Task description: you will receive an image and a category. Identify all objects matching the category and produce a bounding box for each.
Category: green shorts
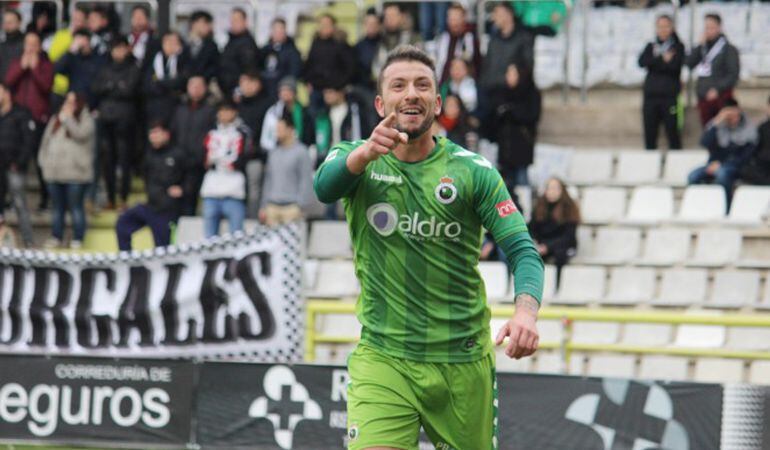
[346,344,498,450]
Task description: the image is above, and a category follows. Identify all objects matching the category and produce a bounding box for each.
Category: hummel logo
[370,171,403,184]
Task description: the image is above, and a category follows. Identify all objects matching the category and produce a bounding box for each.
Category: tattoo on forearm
[515,294,540,313]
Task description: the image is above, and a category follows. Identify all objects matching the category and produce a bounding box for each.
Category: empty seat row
[567,150,708,187]
[581,185,770,226]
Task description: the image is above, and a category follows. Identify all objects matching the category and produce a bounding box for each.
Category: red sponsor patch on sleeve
[496,199,518,218]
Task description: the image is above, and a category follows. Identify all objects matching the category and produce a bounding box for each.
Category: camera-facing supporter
[0,10,24,81]
[171,76,216,216]
[493,64,541,191]
[686,13,740,127]
[312,85,372,166]
[38,92,94,249]
[371,4,422,79]
[55,29,106,108]
[218,8,261,98]
[258,112,312,227]
[638,14,684,150]
[261,18,302,100]
[87,7,114,56]
[144,31,188,124]
[48,7,88,107]
[261,76,314,153]
[27,8,55,51]
[441,57,477,113]
[116,122,191,250]
[128,5,159,72]
[688,99,756,210]
[92,35,142,210]
[0,82,35,247]
[740,96,770,186]
[436,93,478,151]
[200,101,252,238]
[354,9,382,92]
[303,14,356,112]
[529,177,580,284]
[432,3,480,86]
[6,31,54,209]
[186,10,219,83]
[235,71,271,217]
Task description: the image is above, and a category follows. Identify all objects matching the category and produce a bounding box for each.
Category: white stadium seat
[675,312,726,348]
[613,151,661,185]
[693,358,744,384]
[534,352,565,374]
[308,221,352,259]
[307,260,359,298]
[662,150,709,186]
[637,228,691,266]
[749,361,770,385]
[585,354,637,379]
[725,186,770,226]
[580,187,627,225]
[479,262,510,303]
[520,264,559,302]
[651,269,707,307]
[580,227,641,265]
[726,327,770,351]
[552,266,606,305]
[572,226,595,262]
[673,185,727,224]
[600,267,655,306]
[688,229,742,267]
[622,186,674,225]
[621,324,673,347]
[318,313,361,338]
[572,322,620,345]
[567,151,613,185]
[706,270,761,309]
[639,356,689,382]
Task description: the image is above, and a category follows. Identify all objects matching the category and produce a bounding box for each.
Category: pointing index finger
[381,112,398,128]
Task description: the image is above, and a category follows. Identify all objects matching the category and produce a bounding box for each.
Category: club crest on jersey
[435,176,458,205]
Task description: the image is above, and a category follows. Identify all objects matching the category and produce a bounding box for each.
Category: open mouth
[399,106,424,116]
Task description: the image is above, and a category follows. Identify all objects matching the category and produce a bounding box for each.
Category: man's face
[191,18,212,37]
[239,76,261,97]
[187,77,206,101]
[704,17,721,41]
[111,43,129,62]
[271,21,287,43]
[364,15,380,38]
[230,11,247,35]
[162,34,182,56]
[24,33,41,54]
[131,9,149,32]
[218,108,237,124]
[317,16,334,39]
[149,128,170,148]
[383,6,402,32]
[71,10,86,30]
[74,35,91,53]
[323,88,344,107]
[449,58,468,81]
[88,12,107,32]
[492,6,513,30]
[278,86,295,104]
[276,120,291,142]
[724,107,741,127]
[376,60,441,140]
[447,8,466,36]
[3,13,20,34]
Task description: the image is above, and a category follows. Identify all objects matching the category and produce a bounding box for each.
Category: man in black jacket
[0,82,35,247]
[171,75,216,215]
[144,31,188,124]
[235,70,271,217]
[686,13,740,126]
[92,35,142,209]
[740,96,770,185]
[116,122,190,250]
[0,10,24,81]
[261,17,302,100]
[187,10,219,83]
[56,30,107,108]
[638,15,684,150]
[218,8,260,98]
[302,14,355,112]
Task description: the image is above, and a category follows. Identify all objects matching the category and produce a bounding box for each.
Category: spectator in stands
[144,31,188,124]
[418,2,448,42]
[235,70,270,217]
[92,36,141,210]
[303,14,356,112]
[87,7,113,56]
[258,111,312,226]
[638,14,684,150]
[494,64,541,191]
[479,2,534,125]
[187,10,219,83]
[38,92,94,249]
[261,18,302,100]
[686,13,740,127]
[200,101,251,237]
[48,7,88,110]
[0,82,34,247]
[688,99,757,210]
[372,4,422,79]
[740,95,770,185]
[116,122,189,250]
[437,94,477,150]
[0,10,24,81]
[5,31,54,210]
[27,9,55,51]
[354,9,381,92]
[128,5,159,72]
[218,8,260,98]
[529,177,579,284]
[433,4,480,87]
[441,58,478,113]
[313,84,371,166]
[172,76,216,216]
[261,76,313,153]
[56,29,105,107]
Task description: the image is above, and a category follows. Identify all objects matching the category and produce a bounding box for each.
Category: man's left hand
[495,294,539,359]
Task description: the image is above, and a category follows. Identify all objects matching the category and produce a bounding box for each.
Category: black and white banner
[0,224,304,361]
[0,355,194,446]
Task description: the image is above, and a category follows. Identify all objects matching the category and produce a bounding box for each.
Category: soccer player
[313,45,544,450]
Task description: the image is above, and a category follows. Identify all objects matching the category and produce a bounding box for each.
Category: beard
[391,109,435,140]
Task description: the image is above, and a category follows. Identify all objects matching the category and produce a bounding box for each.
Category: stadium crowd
[0,1,766,262]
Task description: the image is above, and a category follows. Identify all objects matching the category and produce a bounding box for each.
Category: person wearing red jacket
[5,30,54,210]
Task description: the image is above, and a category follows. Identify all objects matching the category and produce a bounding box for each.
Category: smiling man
[313,45,544,450]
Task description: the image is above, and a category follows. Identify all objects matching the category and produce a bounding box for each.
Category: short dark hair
[162,30,182,42]
[24,30,41,40]
[190,10,213,23]
[705,13,722,24]
[493,2,515,18]
[3,9,21,22]
[88,7,108,18]
[723,98,739,108]
[148,120,169,132]
[131,5,150,18]
[218,99,238,111]
[279,109,294,128]
[232,7,247,19]
[73,29,91,39]
[240,70,261,81]
[272,17,286,27]
[377,45,437,95]
[657,14,674,24]
[383,3,401,13]
[448,3,466,14]
[319,13,336,24]
[111,34,129,48]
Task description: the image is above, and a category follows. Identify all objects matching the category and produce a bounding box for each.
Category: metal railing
[304,300,770,369]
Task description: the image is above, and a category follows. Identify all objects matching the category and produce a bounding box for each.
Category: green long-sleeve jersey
[314,136,543,363]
